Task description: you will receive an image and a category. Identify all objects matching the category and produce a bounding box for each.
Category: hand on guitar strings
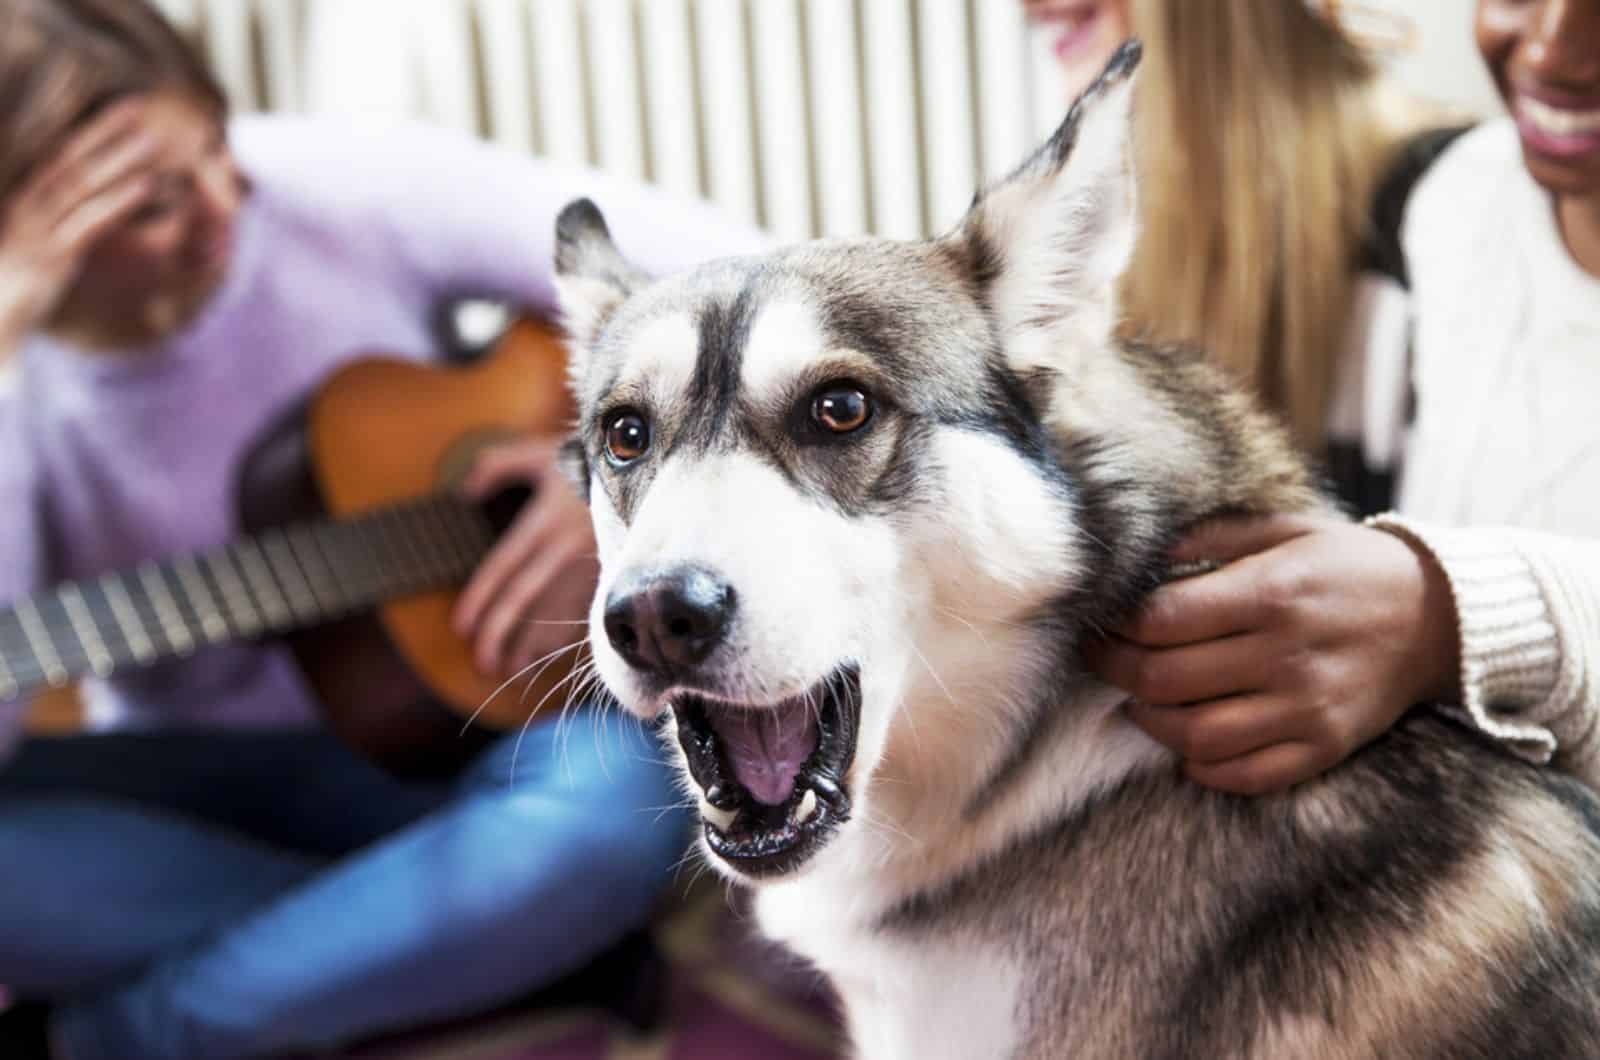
[452,438,600,683]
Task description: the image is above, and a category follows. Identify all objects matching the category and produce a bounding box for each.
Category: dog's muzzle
[672,666,861,879]
[604,566,861,877]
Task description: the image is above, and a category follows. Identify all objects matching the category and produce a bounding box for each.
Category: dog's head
[556,44,1144,882]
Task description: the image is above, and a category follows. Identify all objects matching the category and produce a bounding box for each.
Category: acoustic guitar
[0,318,580,777]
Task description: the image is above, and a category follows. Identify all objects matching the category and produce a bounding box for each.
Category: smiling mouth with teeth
[1517,94,1600,156]
[671,666,862,878]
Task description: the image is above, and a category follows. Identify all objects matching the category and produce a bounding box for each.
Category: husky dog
[552,43,1600,1059]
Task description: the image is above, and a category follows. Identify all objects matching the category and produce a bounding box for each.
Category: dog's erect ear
[553,198,647,370]
[957,40,1140,375]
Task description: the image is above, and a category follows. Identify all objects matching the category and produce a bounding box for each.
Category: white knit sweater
[1371,120,1600,788]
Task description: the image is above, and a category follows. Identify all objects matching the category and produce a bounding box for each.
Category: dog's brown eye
[604,411,650,464]
[811,386,871,434]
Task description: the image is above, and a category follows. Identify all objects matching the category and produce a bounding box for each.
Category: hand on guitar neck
[2,317,591,777]
[256,314,593,775]
[453,438,598,690]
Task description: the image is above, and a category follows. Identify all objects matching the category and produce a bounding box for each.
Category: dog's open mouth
[671,666,861,878]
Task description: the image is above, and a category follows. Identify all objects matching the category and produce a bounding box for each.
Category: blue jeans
[0,712,689,1060]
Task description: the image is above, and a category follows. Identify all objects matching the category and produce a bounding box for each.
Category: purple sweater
[0,115,768,748]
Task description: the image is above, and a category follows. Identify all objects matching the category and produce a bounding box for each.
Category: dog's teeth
[795,789,819,825]
[703,800,738,832]
[810,773,843,804]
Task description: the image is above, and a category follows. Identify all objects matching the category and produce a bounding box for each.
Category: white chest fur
[757,876,1023,1060]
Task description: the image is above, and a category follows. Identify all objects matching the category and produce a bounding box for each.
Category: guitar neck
[0,495,497,702]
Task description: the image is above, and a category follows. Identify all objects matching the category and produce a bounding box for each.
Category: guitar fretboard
[0,495,497,701]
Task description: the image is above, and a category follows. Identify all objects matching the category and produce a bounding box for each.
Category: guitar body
[236,319,578,776]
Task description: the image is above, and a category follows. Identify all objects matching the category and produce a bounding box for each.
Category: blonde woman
[1028,0,1445,464]
[1027,0,1600,798]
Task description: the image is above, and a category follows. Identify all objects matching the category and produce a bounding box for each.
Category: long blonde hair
[1121,0,1430,451]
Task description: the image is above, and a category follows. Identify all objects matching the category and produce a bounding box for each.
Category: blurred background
[149,0,1498,245]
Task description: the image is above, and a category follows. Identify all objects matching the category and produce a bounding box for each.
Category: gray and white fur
[553,42,1600,1060]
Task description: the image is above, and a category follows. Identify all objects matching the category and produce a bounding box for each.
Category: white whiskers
[459,635,589,736]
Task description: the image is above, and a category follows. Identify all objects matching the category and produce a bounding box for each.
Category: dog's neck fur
[551,45,1600,1059]
[758,335,1320,956]
[753,643,1151,1010]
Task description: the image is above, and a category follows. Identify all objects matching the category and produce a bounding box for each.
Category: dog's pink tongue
[715,702,818,807]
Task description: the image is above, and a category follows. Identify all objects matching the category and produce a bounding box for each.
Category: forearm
[1370,514,1600,790]
[0,269,42,364]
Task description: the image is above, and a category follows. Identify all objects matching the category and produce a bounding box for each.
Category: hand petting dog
[1087,513,1463,795]
[452,438,599,682]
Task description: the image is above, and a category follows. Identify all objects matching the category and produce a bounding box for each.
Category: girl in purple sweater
[0,2,768,1057]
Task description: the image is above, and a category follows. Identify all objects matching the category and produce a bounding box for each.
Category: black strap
[1331,124,1472,518]
[1326,441,1398,518]
[1358,124,1474,290]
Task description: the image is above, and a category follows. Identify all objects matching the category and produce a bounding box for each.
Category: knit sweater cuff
[1365,514,1560,763]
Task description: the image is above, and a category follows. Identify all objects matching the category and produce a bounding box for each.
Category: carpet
[346,887,846,1060]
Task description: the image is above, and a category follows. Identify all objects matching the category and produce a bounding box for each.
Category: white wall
[1369,0,1502,116]
[156,0,1506,241]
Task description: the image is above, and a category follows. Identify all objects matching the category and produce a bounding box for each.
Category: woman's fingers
[54,172,155,254]
[462,441,554,499]
[1124,694,1295,764]
[53,100,150,169]
[1125,693,1345,796]
[1117,565,1272,647]
[453,494,551,640]
[0,167,153,336]
[1183,740,1334,796]
[451,437,598,679]
[0,107,160,312]
[473,538,574,677]
[1104,518,1435,798]
[34,101,149,183]
[24,103,152,215]
[504,568,596,692]
[1169,512,1323,567]
[59,130,161,209]
[1090,631,1273,705]
[29,137,160,256]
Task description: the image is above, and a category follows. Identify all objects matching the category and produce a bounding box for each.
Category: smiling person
[0,1,769,1058]
[1020,0,1131,103]
[1077,0,1600,796]
[1026,0,1449,460]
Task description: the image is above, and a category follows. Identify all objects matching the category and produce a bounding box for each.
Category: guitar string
[204,548,266,638]
[0,495,497,697]
[2,495,487,662]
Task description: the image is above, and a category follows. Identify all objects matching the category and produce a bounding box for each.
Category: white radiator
[149,0,1068,242]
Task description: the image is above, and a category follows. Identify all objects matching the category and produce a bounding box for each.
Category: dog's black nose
[604,567,736,676]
